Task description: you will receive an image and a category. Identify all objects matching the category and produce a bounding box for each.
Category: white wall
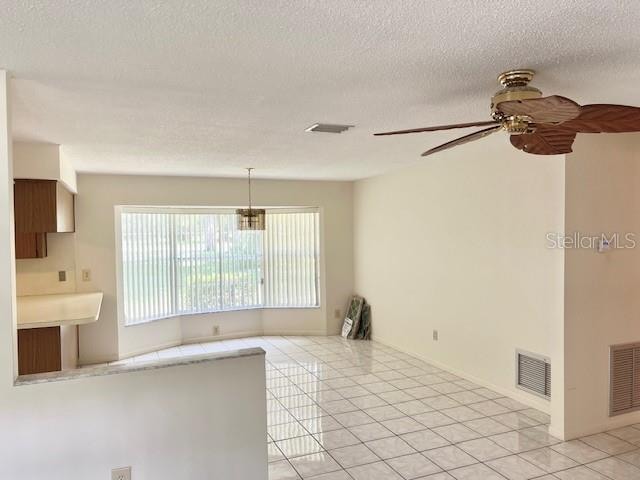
[1,357,268,480]
[74,174,353,363]
[2,71,268,480]
[563,133,640,438]
[13,142,77,192]
[353,136,566,416]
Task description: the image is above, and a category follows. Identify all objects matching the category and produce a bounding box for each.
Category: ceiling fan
[374,69,640,157]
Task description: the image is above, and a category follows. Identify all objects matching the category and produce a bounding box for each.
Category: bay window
[116,207,320,326]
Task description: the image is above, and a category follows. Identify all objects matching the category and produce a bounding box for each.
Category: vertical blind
[120,208,319,325]
[265,211,320,308]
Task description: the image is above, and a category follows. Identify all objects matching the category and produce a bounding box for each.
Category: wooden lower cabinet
[17,325,78,375]
[18,327,60,375]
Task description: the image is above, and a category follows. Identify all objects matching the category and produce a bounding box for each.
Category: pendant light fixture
[236,168,265,231]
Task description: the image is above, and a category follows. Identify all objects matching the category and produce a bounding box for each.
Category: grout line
[150,335,640,480]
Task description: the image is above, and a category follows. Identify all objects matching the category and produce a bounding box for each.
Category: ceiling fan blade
[559,104,640,133]
[497,95,581,124]
[510,127,576,155]
[421,125,503,157]
[374,120,499,136]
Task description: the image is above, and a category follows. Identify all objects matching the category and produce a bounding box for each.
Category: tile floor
[111,335,640,479]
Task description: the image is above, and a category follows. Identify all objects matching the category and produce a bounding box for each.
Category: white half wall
[74,174,353,363]
[1,70,268,480]
[353,136,566,416]
[1,357,268,480]
[563,133,640,438]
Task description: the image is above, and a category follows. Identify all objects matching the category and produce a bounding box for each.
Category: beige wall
[74,174,353,363]
[353,136,566,416]
[16,234,77,296]
[563,133,640,438]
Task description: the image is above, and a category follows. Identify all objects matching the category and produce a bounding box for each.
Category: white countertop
[15,347,265,385]
[17,292,104,329]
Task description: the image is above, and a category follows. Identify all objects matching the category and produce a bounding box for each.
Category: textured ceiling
[2,1,640,180]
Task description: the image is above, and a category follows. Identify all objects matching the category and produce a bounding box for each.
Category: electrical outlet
[58,270,66,282]
[213,325,220,336]
[82,269,91,282]
[334,309,342,319]
[111,467,131,480]
[433,330,439,341]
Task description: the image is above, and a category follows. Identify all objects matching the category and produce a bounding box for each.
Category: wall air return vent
[305,123,353,134]
[610,342,640,416]
[516,349,551,399]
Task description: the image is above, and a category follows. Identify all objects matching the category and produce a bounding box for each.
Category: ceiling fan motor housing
[491,69,542,118]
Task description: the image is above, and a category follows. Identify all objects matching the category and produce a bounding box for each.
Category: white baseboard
[548,424,564,440]
[558,410,640,440]
[183,329,327,344]
[372,335,551,415]
[182,330,264,344]
[262,329,327,337]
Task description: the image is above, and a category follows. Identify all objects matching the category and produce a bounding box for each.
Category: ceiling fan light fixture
[503,115,534,135]
[236,168,265,231]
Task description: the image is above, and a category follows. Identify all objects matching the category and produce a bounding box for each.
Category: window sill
[124,305,321,328]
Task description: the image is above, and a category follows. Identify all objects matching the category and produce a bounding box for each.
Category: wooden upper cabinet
[14,179,75,233]
[15,232,47,259]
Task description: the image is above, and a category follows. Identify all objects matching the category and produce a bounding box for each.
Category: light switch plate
[58,271,66,282]
[82,269,91,282]
[112,467,131,480]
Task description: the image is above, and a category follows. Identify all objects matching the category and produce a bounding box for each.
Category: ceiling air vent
[516,349,551,400]
[610,342,640,416]
[305,123,353,134]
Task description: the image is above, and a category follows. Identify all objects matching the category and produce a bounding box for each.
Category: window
[117,207,320,326]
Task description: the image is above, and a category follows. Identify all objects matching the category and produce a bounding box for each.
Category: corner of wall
[0,70,19,381]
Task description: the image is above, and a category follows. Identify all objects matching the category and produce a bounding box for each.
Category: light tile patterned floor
[115,335,640,479]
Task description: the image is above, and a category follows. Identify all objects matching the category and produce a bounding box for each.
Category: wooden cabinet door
[15,232,47,259]
[13,179,75,235]
[14,179,57,232]
[17,327,62,375]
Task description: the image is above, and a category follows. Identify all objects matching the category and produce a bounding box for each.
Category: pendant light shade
[236,168,265,231]
[236,207,265,230]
